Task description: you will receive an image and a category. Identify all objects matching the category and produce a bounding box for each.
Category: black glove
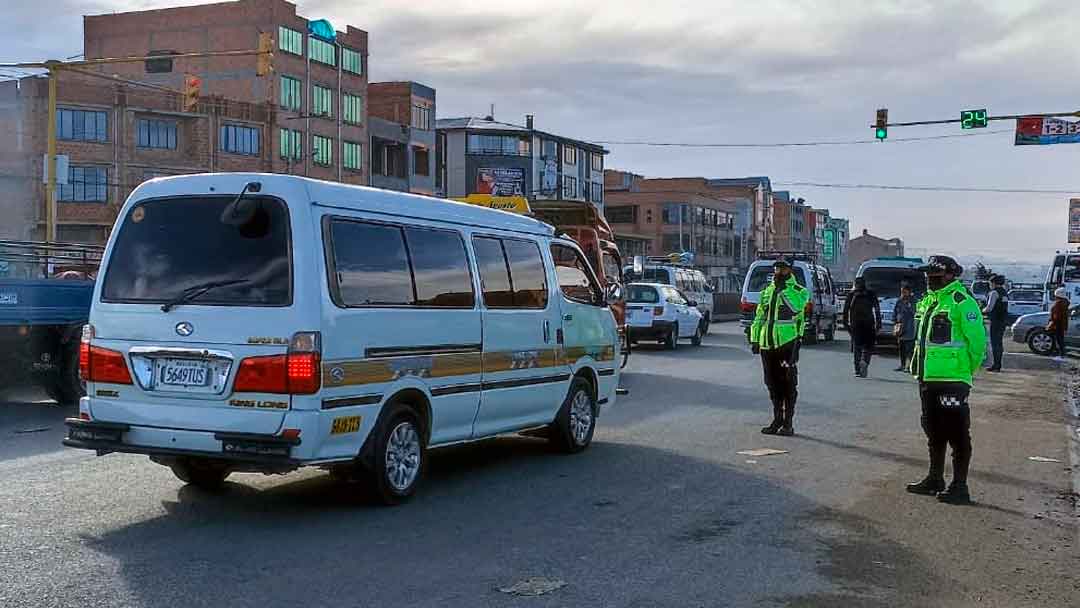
[752,343,760,355]
[789,340,801,365]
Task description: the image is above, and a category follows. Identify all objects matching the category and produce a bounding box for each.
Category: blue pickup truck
[0,240,103,404]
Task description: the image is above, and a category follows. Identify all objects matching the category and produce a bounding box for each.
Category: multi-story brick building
[847,228,905,279]
[705,176,775,262]
[83,0,369,184]
[368,81,435,195]
[603,171,742,292]
[0,71,274,242]
[770,192,812,252]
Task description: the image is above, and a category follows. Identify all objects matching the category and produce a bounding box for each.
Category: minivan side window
[503,238,548,309]
[551,243,602,305]
[328,219,475,308]
[471,237,514,308]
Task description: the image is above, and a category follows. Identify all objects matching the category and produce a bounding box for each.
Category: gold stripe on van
[324,347,567,388]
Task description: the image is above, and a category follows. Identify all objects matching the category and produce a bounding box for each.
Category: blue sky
[6,0,1080,262]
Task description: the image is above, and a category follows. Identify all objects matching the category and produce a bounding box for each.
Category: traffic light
[182,74,201,112]
[256,32,274,77]
[875,108,888,140]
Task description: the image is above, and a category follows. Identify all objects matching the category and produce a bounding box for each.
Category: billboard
[475,167,525,197]
[1015,116,1080,146]
[823,229,836,262]
[1070,199,1080,244]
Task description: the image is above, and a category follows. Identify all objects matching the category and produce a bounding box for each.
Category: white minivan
[65,174,620,504]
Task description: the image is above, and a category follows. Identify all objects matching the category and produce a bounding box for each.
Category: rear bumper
[627,320,675,340]
[64,418,303,470]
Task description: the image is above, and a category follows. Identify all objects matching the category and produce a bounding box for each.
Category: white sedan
[624,282,705,350]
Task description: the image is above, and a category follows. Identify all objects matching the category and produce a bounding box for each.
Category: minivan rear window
[746,265,807,292]
[101,196,291,306]
[623,267,671,284]
[626,284,659,303]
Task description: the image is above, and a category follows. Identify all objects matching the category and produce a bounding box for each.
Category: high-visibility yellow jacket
[911,280,986,385]
[751,280,809,350]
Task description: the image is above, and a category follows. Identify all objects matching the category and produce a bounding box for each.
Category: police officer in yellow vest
[751,258,810,436]
[906,255,987,504]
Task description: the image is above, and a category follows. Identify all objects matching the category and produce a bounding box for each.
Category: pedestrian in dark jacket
[1047,287,1070,358]
[845,277,881,377]
[982,274,1008,371]
[893,283,916,371]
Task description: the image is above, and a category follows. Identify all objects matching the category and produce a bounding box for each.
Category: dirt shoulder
[793,363,1080,607]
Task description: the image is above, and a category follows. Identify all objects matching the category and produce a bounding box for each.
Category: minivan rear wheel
[170,458,231,490]
[550,377,597,453]
[365,402,425,505]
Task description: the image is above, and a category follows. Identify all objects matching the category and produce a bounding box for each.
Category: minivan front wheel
[367,402,425,505]
[170,458,231,490]
[551,377,597,453]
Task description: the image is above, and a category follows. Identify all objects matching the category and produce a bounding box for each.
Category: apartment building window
[58,166,107,203]
[591,152,603,172]
[661,233,683,253]
[312,135,333,166]
[562,175,578,199]
[342,47,363,75]
[220,123,260,155]
[344,141,362,171]
[309,37,336,66]
[343,93,363,124]
[563,146,578,165]
[413,146,430,176]
[591,182,603,204]
[312,84,333,117]
[467,134,530,156]
[280,75,302,111]
[605,205,637,224]
[279,128,302,160]
[57,108,107,142]
[278,26,303,55]
[411,104,432,130]
[542,139,556,158]
[662,203,689,224]
[137,119,177,149]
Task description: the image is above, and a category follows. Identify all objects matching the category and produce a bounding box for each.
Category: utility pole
[44,61,60,242]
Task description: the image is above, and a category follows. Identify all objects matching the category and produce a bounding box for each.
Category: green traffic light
[875,127,887,140]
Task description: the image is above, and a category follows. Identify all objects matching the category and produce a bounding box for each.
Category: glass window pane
[405,227,474,308]
[551,243,599,304]
[96,112,107,141]
[331,221,413,306]
[472,237,514,308]
[504,239,547,309]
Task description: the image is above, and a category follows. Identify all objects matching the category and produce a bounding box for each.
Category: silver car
[1010,305,1080,355]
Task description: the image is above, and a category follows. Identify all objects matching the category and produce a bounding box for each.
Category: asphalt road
[1,324,1076,607]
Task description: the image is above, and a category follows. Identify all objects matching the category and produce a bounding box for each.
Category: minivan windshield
[747,265,807,292]
[101,196,291,306]
[624,267,672,285]
[861,268,927,299]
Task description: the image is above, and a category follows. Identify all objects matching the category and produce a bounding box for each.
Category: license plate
[331,415,362,435]
[0,292,17,305]
[159,359,209,387]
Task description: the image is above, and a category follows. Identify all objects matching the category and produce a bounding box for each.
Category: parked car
[1006,287,1044,321]
[740,252,839,344]
[64,173,621,504]
[1011,305,1080,355]
[623,261,713,332]
[854,257,928,342]
[624,282,704,349]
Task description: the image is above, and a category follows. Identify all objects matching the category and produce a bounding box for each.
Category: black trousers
[851,324,876,371]
[919,382,972,484]
[1051,328,1067,356]
[989,322,1006,369]
[761,341,799,424]
[898,339,915,369]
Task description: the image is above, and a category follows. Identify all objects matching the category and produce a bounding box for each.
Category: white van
[623,262,713,332]
[64,174,620,504]
[854,257,928,340]
[739,254,839,343]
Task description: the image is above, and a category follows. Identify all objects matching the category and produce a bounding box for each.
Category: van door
[550,242,618,399]
[472,236,566,436]
[321,218,482,450]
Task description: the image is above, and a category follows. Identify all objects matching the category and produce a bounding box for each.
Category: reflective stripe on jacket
[751,281,810,350]
[911,280,987,385]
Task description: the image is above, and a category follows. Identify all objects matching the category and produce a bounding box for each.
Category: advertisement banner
[452,194,531,214]
[475,167,525,197]
[1015,116,1080,146]
[1070,199,1080,244]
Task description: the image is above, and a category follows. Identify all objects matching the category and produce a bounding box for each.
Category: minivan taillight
[79,324,133,385]
[741,299,757,313]
[234,332,322,395]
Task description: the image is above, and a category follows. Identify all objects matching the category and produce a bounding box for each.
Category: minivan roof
[127,173,556,237]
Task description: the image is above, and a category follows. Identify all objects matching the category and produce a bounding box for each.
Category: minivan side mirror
[605,283,623,304]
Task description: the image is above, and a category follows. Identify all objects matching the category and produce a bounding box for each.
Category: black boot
[937,481,971,504]
[777,394,796,436]
[906,444,946,495]
[761,398,783,434]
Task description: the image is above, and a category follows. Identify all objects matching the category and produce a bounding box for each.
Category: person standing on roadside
[893,283,916,371]
[845,277,881,377]
[751,259,810,436]
[1047,287,1070,360]
[982,274,1008,372]
[907,256,986,504]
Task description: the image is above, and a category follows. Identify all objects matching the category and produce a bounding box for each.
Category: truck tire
[48,339,85,406]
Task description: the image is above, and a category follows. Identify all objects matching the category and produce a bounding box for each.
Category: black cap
[990,274,1005,285]
[772,258,792,269]
[918,255,962,276]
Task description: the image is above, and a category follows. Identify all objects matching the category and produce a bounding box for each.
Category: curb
[1064,360,1080,521]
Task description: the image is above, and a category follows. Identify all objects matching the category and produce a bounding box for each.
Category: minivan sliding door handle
[543,320,551,343]
[563,314,573,322]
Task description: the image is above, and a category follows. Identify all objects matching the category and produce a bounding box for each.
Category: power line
[592,129,1013,148]
[775,181,1078,195]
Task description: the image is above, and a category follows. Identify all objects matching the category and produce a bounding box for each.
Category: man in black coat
[844,277,881,377]
[982,274,1009,372]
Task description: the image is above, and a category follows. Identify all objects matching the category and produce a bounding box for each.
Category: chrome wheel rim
[1032,332,1052,354]
[569,390,593,446]
[385,421,421,491]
